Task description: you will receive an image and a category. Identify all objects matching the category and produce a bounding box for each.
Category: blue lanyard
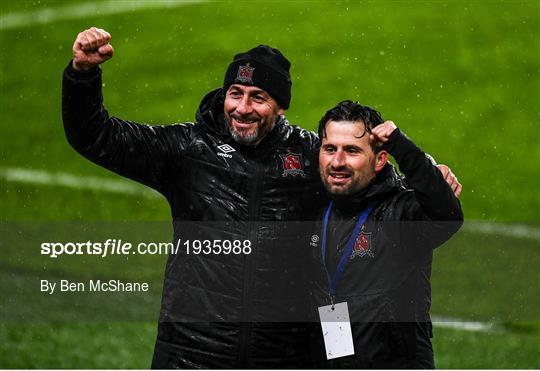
[320,200,376,304]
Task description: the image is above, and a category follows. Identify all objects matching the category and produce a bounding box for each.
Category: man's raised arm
[62,27,190,194]
[371,121,463,222]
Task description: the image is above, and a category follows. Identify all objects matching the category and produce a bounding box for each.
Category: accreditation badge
[318,302,355,360]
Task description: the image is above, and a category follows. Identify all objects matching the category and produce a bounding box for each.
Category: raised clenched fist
[72,27,114,71]
[369,120,398,145]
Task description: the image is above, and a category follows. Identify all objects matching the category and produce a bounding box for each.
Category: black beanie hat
[223,45,292,109]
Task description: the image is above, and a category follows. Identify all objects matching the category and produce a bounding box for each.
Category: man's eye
[229,91,241,98]
[344,147,361,154]
[253,95,264,102]
[324,147,336,153]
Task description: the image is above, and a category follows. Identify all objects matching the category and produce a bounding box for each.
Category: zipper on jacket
[238,158,264,366]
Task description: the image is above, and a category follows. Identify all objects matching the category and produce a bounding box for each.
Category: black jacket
[308,129,463,369]
[62,62,326,368]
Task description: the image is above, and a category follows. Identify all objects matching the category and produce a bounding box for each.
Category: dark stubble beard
[321,161,376,196]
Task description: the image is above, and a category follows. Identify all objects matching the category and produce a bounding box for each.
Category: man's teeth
[331,174,349,178]
[235,118,256,124]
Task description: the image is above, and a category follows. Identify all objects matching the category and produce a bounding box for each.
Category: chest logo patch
[217,144,235,158]
[279,152,305,177]
[351,232,375,259]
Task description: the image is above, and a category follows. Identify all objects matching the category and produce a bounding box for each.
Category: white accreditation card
[318,302,355,360]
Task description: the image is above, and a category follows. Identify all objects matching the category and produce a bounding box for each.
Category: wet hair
[318,100,385,152]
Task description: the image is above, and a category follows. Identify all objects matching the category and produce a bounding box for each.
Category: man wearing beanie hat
[224,45,292,109]
[62,27,461,368]
[222,45,292,146]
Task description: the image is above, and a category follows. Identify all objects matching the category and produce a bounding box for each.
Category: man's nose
[331,150,346,168]
[235,96,253,115]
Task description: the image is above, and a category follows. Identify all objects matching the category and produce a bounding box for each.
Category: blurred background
[1,0,538,368]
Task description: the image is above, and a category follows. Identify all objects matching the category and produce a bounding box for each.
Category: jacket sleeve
[62,61,192,194]
[383,129,464,252]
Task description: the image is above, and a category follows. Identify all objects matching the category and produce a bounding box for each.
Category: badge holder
[317,200,377,360]
[318,301,354,360]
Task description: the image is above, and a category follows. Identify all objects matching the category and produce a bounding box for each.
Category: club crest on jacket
[351,232,374,259]
[279,152,305,177]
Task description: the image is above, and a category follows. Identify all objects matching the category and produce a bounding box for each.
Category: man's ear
[277,107,285,115]
[374,150,388,172]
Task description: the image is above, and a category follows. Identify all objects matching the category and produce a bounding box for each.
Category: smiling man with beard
[63,27,324,368]
[309,101,463,368]
[224,84,284,145]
